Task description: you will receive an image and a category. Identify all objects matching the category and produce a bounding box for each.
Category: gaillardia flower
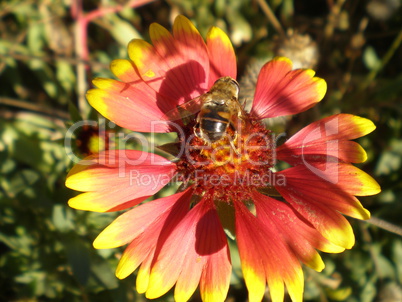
[66,16,380,302]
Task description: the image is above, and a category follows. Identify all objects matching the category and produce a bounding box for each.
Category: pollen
[143,69,155,78]
[176,114,276,203]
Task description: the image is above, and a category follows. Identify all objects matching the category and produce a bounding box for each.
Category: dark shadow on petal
[157,60,207,112]
[195,208,226,255]
[151,189,193,261]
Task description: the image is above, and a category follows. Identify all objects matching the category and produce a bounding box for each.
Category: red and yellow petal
[174,255,204,302]
[86,80,171,133]
[136,249,154,293]
[198,208,232,302]
[145,214,199,299]
[66,150,176,212]
[274,164,379,248]
[281,190,355,249]
[173,16,210,87]
[277,114,376,164]
[275,164,372,220]
[110,58,138,82]
[128,16,209,106]
[233,205,267,302]
[146,199,231,302]
[206,26,237,86]
[93,190,191,249]
[252,192,344,272]
[115,240,153,281]
[108,58,178,113]
[234,201,304,302]
[251,57,326,119]
[109,189,192,281]
[67,191,149,213]
[294,162,380,196]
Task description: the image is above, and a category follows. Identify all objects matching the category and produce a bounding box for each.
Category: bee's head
[212,76,239,98]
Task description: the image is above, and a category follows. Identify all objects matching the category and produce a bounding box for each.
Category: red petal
[198,207,231,302]
[173,15,210,93]
[87,77,173,133]
[128,16,209,107]
[251,57,326,119]
[66,150,176,212]
[234,201,304,302]
[284,162,380,196]
[206,26,237,86]
[275,165,372,219]
[146,199,231,302]
[109,189,193,280]
[252,192,344,271]
[277,114,376,164]
[275,165,367,248]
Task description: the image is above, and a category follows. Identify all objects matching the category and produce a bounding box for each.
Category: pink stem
[70,0,156,116]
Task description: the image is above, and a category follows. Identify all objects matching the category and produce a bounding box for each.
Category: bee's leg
[229,134,241,156]
[193,123,201,138]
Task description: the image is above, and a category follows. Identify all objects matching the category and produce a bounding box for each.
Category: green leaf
[27,22,45,53]
[107,14,142,46]
[65,237,91,286]
[52,205,75,233]
[392,240,402,283]
[68,99,83,124]
[56,60,76,93]
[376,253,396,279]
[326,286,352,301]
[1,169,40,198]
[363,46,381,70]
[91,259,119,290]
[0,157,16,174]
[227,11,252,45]
[375,139,402,176]
[361,280,377,302]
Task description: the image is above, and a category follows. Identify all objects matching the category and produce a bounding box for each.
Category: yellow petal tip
[207,26,233,49]
[352,115,376,135]
[313,77,327,101]
[273,56,293,66]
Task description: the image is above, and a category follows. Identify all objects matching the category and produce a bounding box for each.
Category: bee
[166,77,245,145]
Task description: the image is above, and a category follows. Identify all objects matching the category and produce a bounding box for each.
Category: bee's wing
[162,95,203,123]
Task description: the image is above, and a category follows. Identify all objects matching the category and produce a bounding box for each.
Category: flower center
[176,114,277,203]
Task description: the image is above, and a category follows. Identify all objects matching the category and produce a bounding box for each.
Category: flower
[74,124,110,156]
[66,15,381,302]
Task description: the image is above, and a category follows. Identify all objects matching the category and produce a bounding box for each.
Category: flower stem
[365,216,402,236]
[70,0,156,118]
[256,0,285,38]
[360,28,402,91]
[0,97,69,120]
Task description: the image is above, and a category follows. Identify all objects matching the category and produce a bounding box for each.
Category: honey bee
[166,77,245,145]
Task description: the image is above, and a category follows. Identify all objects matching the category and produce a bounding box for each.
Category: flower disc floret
[176,114,276,203]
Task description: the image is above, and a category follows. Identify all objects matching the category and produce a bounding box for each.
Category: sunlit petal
[277,114,376,164]
[206,26,237,86]
[275,165,372,220]
[146,199,230,302]
[66,150,176,212]
[235,201,304,302]
[252,192,344,272]
[251,57,326,119]
[128,16,209,106]
[86,81,171,133]
[275,167,363,248]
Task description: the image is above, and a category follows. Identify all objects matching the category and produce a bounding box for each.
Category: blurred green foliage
[1,0,401,301]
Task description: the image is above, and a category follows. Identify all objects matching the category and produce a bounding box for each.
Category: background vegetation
[1,0,401,301]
